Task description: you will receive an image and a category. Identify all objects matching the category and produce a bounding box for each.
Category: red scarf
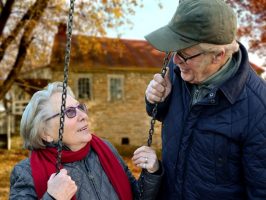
[31,134,132,200]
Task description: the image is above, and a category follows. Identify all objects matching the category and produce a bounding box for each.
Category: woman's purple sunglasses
[45,103,87,122]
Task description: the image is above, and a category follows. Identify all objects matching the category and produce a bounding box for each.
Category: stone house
[1,25,168,154]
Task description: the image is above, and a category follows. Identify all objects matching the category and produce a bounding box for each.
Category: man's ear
[213,49,225,64]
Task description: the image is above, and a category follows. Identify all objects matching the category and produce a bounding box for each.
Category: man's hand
[145,67,172,104]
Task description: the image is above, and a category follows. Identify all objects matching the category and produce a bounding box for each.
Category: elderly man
[145,0,266,199]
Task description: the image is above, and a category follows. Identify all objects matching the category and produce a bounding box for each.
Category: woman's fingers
[47,169,77,200]
[132,146,159,173]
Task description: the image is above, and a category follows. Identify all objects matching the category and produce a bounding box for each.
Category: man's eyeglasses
[45,103,87,122]
[176,51,204,64]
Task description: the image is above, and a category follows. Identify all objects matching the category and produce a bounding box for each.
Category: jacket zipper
[195,89,199,99]
[87,171,102,199]
[185,82,193,112]
[82,160,102,200]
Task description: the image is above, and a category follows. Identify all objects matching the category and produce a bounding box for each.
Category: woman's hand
[132,146,159,173]
[47,169,77,200]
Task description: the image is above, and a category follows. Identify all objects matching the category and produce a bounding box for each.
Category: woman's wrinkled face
[47,92,91,151]
[173,46,218,84]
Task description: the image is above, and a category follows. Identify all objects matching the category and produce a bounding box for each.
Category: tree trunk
[0,0,49,100]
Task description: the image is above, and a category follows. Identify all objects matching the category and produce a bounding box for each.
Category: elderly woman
[9,82,164,200]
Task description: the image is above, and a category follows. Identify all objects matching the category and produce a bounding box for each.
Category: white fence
[0,111,7,135]
[0,100,28,149]
[0,111,14,149]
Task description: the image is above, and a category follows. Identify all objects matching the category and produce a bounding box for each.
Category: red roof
[50,33,171,71]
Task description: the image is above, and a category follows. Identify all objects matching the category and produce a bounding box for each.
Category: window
[107,75,124,101]
[78,78,90,99]
[110,78,122,99]
[75,74,93,100]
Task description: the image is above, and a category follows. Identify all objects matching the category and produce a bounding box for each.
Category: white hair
[197,40,239,58]
[20,82,75,150]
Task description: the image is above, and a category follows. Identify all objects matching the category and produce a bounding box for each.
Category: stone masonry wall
[52,70,163,156]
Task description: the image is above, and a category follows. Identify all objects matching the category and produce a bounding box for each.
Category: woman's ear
[213,49,225,64]
[41,133,54,142]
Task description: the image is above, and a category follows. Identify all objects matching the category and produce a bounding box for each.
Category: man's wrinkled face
[173,46,216,84]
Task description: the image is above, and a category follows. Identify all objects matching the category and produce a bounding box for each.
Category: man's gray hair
[198,40,239,58]
[20,82,75,150]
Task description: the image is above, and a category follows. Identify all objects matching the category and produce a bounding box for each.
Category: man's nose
[173,53,184,65]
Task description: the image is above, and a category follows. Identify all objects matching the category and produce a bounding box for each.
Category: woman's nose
[77,109,88,121]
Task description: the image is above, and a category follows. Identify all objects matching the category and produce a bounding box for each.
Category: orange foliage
[0,0,149,100]
[226,0,266,65]
[0,149,30,199]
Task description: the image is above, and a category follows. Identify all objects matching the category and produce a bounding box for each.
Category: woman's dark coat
[9,139,164,200]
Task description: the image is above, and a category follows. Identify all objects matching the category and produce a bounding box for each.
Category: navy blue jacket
[146,43,266,200]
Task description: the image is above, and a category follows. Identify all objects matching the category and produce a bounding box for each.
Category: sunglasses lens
[78,103,87,113]
[65,108,76,118]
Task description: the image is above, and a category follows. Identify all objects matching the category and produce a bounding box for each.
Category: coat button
[210,93,214,97]
[218,158,223,164]
[210,99,215,103]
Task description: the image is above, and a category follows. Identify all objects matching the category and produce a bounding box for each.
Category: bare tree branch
[0,0,49,100]
[0,0,16,36]
[0,0,49,62]
[0,0,4,13]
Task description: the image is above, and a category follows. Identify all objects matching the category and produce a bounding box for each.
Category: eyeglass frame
[175,51,204,64]
[45,103,87,122]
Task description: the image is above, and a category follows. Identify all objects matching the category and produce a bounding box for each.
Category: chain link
[138,52,171,200]
[56,0,75,174]
[147,52,171,147]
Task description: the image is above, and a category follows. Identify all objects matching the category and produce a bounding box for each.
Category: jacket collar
[219,42,249,104]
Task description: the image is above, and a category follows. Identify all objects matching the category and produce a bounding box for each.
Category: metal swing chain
[138,52,171,200]
[56,0,75,174]
[147,52,171,147]
[138,52,171,199]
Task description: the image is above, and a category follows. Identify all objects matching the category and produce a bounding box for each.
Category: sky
[106,0,265,67]
[107,0,177,40]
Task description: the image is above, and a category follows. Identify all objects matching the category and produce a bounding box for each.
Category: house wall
[21,68,52,79]
[51,69,163,156]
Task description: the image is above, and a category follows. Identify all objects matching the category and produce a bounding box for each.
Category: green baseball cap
[144,0,237,52]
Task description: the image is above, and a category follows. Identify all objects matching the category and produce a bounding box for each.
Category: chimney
[57,23,67,36]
